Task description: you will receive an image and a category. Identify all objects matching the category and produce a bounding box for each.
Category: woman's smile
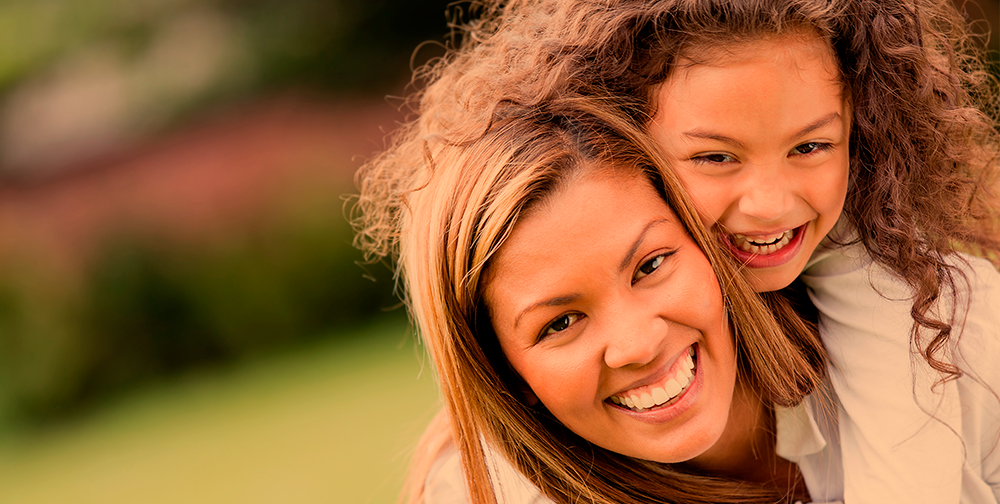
[609,344,695,412]
[484,166,739,464]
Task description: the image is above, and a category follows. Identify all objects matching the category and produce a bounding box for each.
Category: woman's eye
[791,142,830,155]
[633,253,667,281]
[691,153,736,164]
[543,313,580,336]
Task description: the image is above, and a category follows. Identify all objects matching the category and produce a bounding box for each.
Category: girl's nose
[737,165,796,222]
[602,311,666,369]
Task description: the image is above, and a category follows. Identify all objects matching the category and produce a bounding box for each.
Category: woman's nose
[737,164,796,222]
[602,309,666,369]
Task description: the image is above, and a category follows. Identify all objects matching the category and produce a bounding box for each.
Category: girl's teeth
[614,347,697,412]
[732,229,793,255]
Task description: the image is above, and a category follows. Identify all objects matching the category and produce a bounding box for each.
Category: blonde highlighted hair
[354,95,826,503]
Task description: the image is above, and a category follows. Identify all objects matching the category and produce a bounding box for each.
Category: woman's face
[484,167,738,464]
[648,33,850,292]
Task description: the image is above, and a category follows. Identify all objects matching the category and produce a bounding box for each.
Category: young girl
[354,95,832,503]
[387,0,1000,501]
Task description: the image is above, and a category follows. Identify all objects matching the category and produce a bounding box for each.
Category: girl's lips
[720,224,807,268]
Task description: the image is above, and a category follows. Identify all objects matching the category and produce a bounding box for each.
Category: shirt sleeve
[424,441,553,504]
[424,443,473,504]
[801,242,963,504]
[950,256,1000,503]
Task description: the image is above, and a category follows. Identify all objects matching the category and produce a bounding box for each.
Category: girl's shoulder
[949,253,1000,289]
[948,253,1000,363]
[802,226,1000,309]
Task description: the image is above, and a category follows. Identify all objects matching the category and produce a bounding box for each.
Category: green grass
[0,317,440,504]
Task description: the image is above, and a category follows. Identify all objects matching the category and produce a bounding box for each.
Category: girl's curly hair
[357,0,1000,384]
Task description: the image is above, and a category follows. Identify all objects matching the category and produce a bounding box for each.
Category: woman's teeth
[731,229,794,255]
[611,347,696,412]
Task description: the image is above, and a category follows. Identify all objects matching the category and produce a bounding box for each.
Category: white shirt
[795,237,1000,503]
[426,240,1000,504]
[426,436,843,504]
[425,442,550,504]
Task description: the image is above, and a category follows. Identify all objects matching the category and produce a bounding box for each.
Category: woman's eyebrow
[511,218,672,330]
[618,219,671,273]
[514,295,580,330]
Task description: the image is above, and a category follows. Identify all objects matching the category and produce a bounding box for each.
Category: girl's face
[485,168,739,464]
[648,33,850,292]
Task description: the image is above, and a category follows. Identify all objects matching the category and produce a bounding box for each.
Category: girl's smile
[648,32,851,292]
[722,223,807,269]
[484,167,739,464]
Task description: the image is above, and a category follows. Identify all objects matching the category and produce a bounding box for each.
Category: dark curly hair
[373,0,1000,383]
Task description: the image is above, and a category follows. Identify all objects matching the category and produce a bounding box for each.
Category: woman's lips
[608,346,696,412]
[720,224,807,268]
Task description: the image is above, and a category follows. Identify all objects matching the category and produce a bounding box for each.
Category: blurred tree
[0,206,399,422]
[233,0,456,92]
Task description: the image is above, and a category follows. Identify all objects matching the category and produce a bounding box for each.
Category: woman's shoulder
[424,442,472,504]
[423,440,553,504]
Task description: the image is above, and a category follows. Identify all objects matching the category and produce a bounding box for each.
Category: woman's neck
[683,380,809,501]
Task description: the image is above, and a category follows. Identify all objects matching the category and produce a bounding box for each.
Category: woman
[353,95,829,503]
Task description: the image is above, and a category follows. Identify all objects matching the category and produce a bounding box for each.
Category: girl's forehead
[664,29,845,102]
[677,28,837,70]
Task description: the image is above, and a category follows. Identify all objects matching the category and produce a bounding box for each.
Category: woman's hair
[405,0,1000,383]
[353,95,826,503]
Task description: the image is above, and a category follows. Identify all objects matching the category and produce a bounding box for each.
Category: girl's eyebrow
[681,130,747,150]
[681,112,842,147]
[786,111,842,142]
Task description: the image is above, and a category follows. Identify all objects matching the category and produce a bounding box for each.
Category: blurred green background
[0,0,995,503]
[0,0,455,502]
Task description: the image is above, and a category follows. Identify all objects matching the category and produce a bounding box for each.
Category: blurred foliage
[0,0,455,95]
[0,207,399,424]
[234,0,458,92]
[0,0,459,173]
[0,0,459,426]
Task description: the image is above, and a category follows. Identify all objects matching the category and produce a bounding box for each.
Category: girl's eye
[691,152,737,164]
[791,142,830,155]
[543,313,580,336]
[633,253,669,282]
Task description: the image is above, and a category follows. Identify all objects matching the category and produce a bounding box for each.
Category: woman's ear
[522,386,540,407]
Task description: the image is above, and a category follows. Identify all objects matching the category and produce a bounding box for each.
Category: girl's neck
[683,380,809,501]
